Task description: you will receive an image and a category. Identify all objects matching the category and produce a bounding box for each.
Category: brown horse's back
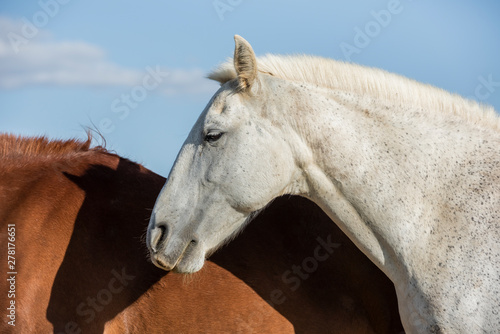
[0,134,402,333]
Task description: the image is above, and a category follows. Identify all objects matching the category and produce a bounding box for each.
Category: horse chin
[148,227,209,272]
[150,253,204,273]
[150,244,206,273]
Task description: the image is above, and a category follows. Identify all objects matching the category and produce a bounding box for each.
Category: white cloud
[0,16,218,95]
[0,39,142,88]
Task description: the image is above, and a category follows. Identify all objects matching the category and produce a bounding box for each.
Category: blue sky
[1,0,499,176]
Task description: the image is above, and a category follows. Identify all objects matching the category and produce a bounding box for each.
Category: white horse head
[148,35,500,333]
[147,36,304,273]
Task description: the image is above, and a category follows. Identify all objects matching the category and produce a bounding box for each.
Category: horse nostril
[190,239,197,246]
[158,224,168,241]
[151,223,168,253]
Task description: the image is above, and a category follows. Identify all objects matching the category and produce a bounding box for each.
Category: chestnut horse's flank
[0,134,402,333]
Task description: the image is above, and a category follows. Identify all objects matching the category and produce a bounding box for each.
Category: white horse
[147,36,500,333]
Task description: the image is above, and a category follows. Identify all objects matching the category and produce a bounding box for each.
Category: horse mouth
[151,240,195,272]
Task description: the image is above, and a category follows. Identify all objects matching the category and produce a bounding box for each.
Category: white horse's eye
[204,132,223,143]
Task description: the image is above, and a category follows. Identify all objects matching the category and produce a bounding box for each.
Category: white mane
[209,54,500,132]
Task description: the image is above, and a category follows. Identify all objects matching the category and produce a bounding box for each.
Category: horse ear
[233,35,257,91]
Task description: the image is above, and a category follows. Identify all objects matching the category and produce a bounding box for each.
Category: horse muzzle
[147,222,201,272]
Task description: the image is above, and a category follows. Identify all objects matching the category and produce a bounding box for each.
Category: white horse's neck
[275,81,407,277]
[269,76,498,283]
[267,73,500,330]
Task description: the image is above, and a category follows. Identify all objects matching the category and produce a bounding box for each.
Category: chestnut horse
[0,134,402,333]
